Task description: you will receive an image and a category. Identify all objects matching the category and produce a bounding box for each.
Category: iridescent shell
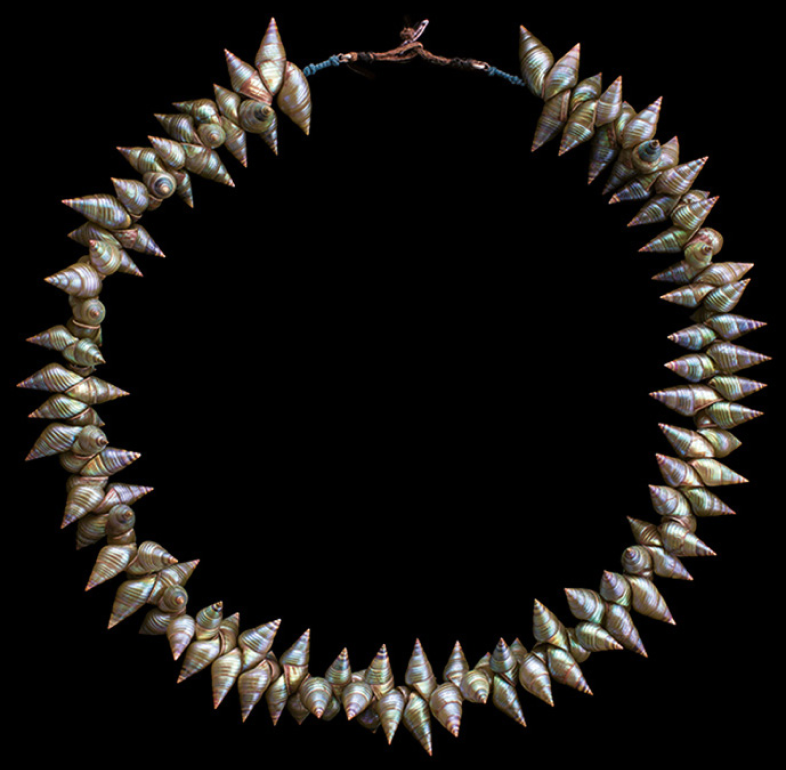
[280,629,310,693]
[532,90,571,152]
[649,385,723,416]
[405,639,437,701]
[706,341,771,374]
[212,647,243,708]
[644,228,704,255]
[375,688,406,744]
[429,682,463,737]
[532,599,568,650]
[355,699,381,732]
[559,97,599,156]
[490,638,518,685]
[697,427,742,457]
[256,18,287,96]
[45,263,103,298]
[225,49,272,104]
[649,484,691,519]
[566,629,590,663]
[181,143,234,187]
[602,602,647,657]
[671,195,718,232]
[492,674,526,726]
[365,644,395,698]
[683,487,735,517]
[238,100,279,155]
[596,76,623,126]
[443,641,469,687]
[111,178,150,216]
[238,658,275,721]
[277,62,311,136]
[659,521,715,557]
[707,375,766,402]
[325,648,352,697]
[238,618,281,670]
[627,576,675,624]
[564,587,605,624]
[155,113,199,144]
[459,668,491,704]
[63,194,132,231]
[664,353,717,382]
[574,621,622,652]
[667,323,718,351]
[87,543,137,589]
[621,546,654,579]
[629,193,679,227]
[342,679,373,720]
[214,84,241,123]
[300,676,333,718]
[403,691,433,755]
[26,422,83,460]
[543,43,581,101]
[705,314,766,341]
[588,122,618,185]
[544,644,592,694]
[621,97,662,148]
[518,26,553,98]
[651,259,703,285]
[703,280,751,314]
[219,116,248,166]
[654,157,708,196]
[108,574,156,628]
[265,673,289,725]
[517,651,553,706]
[167,613,196,660]
[627,517,662,547]
[658,424,715,458]
[688,458,748,486]
[699,401,763,429]
[655,454,704,488]
[174,98,220,126]
[645,547,692,581]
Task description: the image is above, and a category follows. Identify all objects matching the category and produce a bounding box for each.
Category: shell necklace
[21,17,769,755]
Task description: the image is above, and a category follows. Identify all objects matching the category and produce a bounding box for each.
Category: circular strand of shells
[21,17,769,755]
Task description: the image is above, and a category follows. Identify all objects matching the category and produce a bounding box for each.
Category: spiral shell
[706,341,771,374]
[565,587,606,624]
[45,262,103,298]
[342,679,373,720]
[277,61,311,136]
[689,458,748,486]
[238,657,275,721]
[532,89,571,152]
[214,83,241,123]
[256,17,287,96]
[627,576,675,624]
[574,621,623,652]
[659,423,716,458]
[365,644,395,698]
[544,644,592,694]
[621,96,662,148]
[428,682,463,737]
[517,651,553,706]
[281,629,310,693]
[602,602,647,657]
[559,73,602,155]
[699,401,763,429]
[443,640,469,688]
[405,639,437,701]
[167,613,196,660]
[518,25,553,98]
[705,314,766,341]
[226,48,272,104]
[664,353,717,382]
[490,637,518,685]
[300,676,333,718]
[660,521,715,557]
[492,674,526,726]
[376,687,406,744]
[182,143,234,187]
[402,690,433,755]
[325,648,351,697]
[649,385,723,416]
[532,599,568,650]
[238,618,281,670]
[654,157,708,196]
[238,99,279,155]
[219,115,248,166]
[63,194,132,231]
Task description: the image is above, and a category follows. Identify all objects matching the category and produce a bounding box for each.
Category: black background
[9,3,779,767]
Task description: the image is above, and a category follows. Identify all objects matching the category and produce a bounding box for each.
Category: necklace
[16,9,764,760]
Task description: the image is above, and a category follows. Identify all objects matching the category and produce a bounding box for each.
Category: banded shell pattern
[20,18,767,756]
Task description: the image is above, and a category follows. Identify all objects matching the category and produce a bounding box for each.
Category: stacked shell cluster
[19,20,768,755]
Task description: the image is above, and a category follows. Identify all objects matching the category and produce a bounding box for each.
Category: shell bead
[22,17,769,756]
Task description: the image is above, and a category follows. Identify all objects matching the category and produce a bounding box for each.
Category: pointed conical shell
[510,639,527,663]
[560,98,598,155]
[660,521,715,557]
[656,454,704,488]
[86,543,137,589]
[126,540,177,575]
[219,115,248,166]
[492,674,526,725]
[178,636,222,683]
[26,423,83,460]
[256,18,286,96]
[148,136,186,169]
[650,385,723,416]
[622,546,653,579]
[342,679,373,720]
[628,576,675,624]
[518,26,553,98]
[77,447,140,477]
[281,629,310,693]
[654,157,708,196]
[588,122,619,185]
[19,362,84,394]
[265,673,289,725]
[62,480,106,526]
[239,619,281,670]
[443,641,469,687]
[174,98,220,126]
[517,652,553,706]
[706,341,770,374]
[543,43,580,101]
[647,548,693,580]
[459,668,490,704]
[182,143,233,186]
[696,262,753,287]
[630,194,681,227]
[671,196,718,234]
[365,645,395,698]
[649,484,692,520]
[574,621,623,652]
[167,613,196,660]
[403,691,433,755]
[684,487,735,516]
[405,639,437,701]
[490,638,518,685]
[45,262,103,298]
[212,647,243,708]
[154,114,198,145]
[225,49,272,104]
[596,76,623,126]
[532,90,571,152]
[705,314,766,341]
[533,599,569,650]
[285,686,310,725]
[659,424,716,458]
[325,648,351,697]
[706,375,765,402]
[621,97,662,148]
[700,402,763,429]
[194,602,223,640]
[238,659,274,721]
[660,283,714,308]
[545,645,592,694]
[63,194,132,230]
[665,353,717,382]
[429,682,463,737]
[214,83,241,122]
[603,603,647,656]
[697,428,742,457]
[565,587,606,624]
[689,458,748,486]
[299,676,332,718]
[668,323,718,351]
[277,62,311,135]
[652,259,702,285]
[238,100,278,154]
[599,570,632,606]
[376,687,406,744]
[109,575,155,628]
